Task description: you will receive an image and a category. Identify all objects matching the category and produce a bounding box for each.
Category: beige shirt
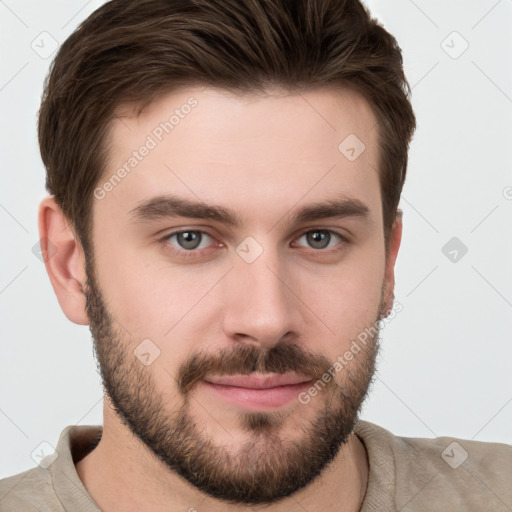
[1,420,510,511]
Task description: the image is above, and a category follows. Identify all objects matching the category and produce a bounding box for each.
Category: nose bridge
[221,244,302,347]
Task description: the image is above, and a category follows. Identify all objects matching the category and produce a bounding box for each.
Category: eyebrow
[128,193,370,227]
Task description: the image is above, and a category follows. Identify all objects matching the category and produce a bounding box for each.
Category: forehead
[96,85,381,229]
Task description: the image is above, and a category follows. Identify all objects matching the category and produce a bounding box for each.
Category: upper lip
[203,373,312,389]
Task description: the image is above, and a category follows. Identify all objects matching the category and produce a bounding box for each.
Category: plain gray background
[1,0,511,478]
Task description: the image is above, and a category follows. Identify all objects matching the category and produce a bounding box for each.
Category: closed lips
[203,374,312,389]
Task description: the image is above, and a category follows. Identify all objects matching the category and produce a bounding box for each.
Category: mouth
[201,373,313,410]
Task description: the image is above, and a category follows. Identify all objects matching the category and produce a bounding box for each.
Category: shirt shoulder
[355,420,512,512]
[0,425,102,512]
[0,466,58,512]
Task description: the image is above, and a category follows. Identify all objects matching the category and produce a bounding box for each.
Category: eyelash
[159,228,350,259]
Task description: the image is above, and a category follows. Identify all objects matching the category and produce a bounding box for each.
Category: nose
[220,250,304,350]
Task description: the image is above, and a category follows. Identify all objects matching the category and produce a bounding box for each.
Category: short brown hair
[38,0,415,257]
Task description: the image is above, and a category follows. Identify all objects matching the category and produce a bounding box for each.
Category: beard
[84,259,385,505]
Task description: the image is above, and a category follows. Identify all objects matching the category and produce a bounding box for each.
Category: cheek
[299,245,385,332]
[91,234,190,340]
[310,269,383,388]
[92,236,222,378]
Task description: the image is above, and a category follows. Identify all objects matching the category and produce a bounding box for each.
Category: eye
[165,230,215,251]
[293,229,347,250]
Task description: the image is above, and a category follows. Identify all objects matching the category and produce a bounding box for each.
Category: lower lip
[201,380,312,411]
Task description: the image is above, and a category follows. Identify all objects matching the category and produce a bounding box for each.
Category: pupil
[308,230,329,249]
[179,231,200,249]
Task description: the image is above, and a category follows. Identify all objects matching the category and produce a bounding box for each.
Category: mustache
[178,342,333,395]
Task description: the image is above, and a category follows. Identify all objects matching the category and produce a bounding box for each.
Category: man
[1,0,510,510]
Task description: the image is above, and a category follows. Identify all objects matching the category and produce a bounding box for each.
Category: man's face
[85,86,391,504]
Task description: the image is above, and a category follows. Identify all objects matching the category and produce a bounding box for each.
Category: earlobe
[38,196,89,325]
[382,212,403,317]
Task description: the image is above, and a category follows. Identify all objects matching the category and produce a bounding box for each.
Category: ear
[381,211,403,316]
[38,196,89,325]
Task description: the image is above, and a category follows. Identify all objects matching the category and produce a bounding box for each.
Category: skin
[39,85,402,512]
